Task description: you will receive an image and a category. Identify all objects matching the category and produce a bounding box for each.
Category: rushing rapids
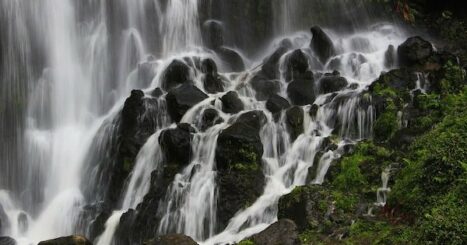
[2,0,452,244]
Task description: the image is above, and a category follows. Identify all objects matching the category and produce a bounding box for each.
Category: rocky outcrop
[310,26,336,64]
[144,234,198,245]
[244,219,301,245]
[159,123,195,167]
[0,237,16,245]
[166,83,209,122]
[250,76,281,101]
[285,49,316,105]
[215,47,245,72]
[398,36,434,67]
[38,235,92,245]
[384,44,396,68]
[266,94,291,116]
[199,108,224,131]
[318,71,348,94]
[161,60,191,91]
[285,106,304,141]
[215,111,266,229]
[201,58,224,94]
[220,91,244,114]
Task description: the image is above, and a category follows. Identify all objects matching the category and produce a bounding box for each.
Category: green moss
[440,61,466,94]
[373,101,399,142]
[332,191,358,212]
[332,153,368,193]
[238,239,255,245]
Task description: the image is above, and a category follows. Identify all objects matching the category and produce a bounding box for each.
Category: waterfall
[0,0,410,244]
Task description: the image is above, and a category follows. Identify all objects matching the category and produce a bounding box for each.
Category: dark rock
[220,91,244,114]
[261,45,291,80]
[287,76,316,106]
[310,26,336,64]
[151,87,163,98]
[266,95,291,115]
[200,108,223,131]
[201,58,224,94]
[161,60,191,91]
[144,234,198,245]
[384,45,396,68]
[215,111,266,229]
[318,71,348,94]
[0,237,16,245]
[38,235,92,245]
[202,20,224,50]
[398,36,434,67]
[246,219,301,245]
[285,106,304,141]
[201,58,217,75]
[278,185,335,232]
[285,49,309,81]
[250,76,281,101]
[309,104,319,119]
[159,123,195,167]
[166,83,208,122]
[215,47,245,72]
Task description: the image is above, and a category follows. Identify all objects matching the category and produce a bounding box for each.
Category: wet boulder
[261,45,291,80]
[216,111,266,229]
[250,76,281,101]
[166,83,209,122]
[244,219,301,245]
[220,91,244,114]
[287,74,316,106]
[201,59,224,94]
[369,68,418,92]
[202,20,224,50]
[159,123,195,166]
[266,94,291,115]
[161,60,191,91]
[199,108,224,131]
[310,26,336,64]
[0,237,16,245]
[398,36,434,67]
[145,234,198,245]
[38,235,92,245]
[318,71,348,94]
[285,49,309,81]
[151,87,163,98]
[285,106,304,141]
[215,47,245,72]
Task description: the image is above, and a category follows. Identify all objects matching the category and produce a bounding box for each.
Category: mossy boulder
[398,36,434,67]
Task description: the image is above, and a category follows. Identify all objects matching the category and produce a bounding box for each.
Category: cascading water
[0,0,411,244]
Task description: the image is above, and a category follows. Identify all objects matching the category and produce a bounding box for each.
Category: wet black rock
[201,59,224,94]
[202,20,224,50]
[145,234,198,245]
[246,219,301,245]
[220,91,244,114]
[250,76,281,101]
[159,123,195,167]
[166,83,208,122]
[318,71,348,94]
[266,94,291,115]
[38,235,92,245]
[398,36,434,67]
[161,60,191,91]
[200,108,223,131]
[287,76,316,106]
[286,106,304,141]
[384,44,396,68]
[261,45,291,80]
[285,49,309,81]
[310,26,336,64]
[151,87,163,98]
[215,47,245,72]
[0,237,16,245]
[215,110,266,230]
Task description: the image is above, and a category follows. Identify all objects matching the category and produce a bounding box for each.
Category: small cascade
[376,166,392,206]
